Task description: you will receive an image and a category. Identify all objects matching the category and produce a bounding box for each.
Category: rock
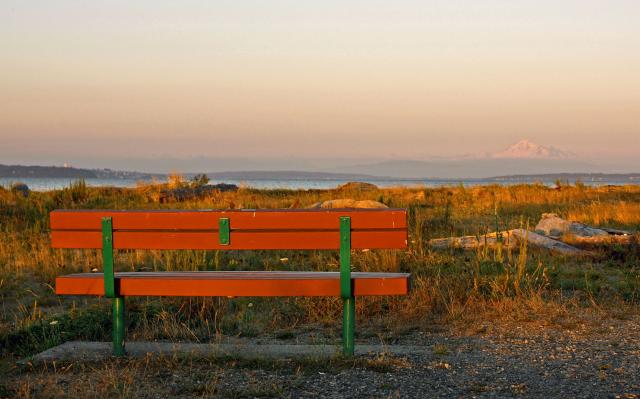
[11,182,30,198]
[335,182,378,191]
[308,199,388,209]
[159,183,238,203]
[210,183,239,192]
[534,213,609,238]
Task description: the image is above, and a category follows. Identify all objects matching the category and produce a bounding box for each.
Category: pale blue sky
[1,1,638,169]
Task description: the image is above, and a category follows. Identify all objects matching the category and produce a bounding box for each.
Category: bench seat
[56,271,411,297]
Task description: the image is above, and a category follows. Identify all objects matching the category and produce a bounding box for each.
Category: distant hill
[331,158,598,179]
[0,164,162,180]
[0,164,384,182]
[2,163,637,184]
[0,164,97,178]
[203,170,383,181]
[487,173,640,183]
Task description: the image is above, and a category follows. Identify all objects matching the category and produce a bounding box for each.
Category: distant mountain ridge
[0,164,385,181]
[1,139,635,181]
[329,158,597,179]
[488,173,640,183]
[0,164,161,180]
[204,171,382,180]
[327,140,594,178]
[1,163,638,184]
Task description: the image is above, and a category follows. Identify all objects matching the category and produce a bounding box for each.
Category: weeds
[1,181,639,361]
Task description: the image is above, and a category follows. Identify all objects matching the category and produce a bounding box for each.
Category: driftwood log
[534,213,634,246]
[308,199,388,209]
[428,214,635,256]
[562,234,634,246]
[429,231,517,250]
[429,229,589,256]
[510,229,590,256]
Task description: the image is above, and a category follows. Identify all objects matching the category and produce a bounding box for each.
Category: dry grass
[1,180,640,397]
[566,201,640,227]
[0,181,639,364]
[4,352,417,398]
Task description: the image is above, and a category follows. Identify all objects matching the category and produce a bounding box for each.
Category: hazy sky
[1,1,639,169]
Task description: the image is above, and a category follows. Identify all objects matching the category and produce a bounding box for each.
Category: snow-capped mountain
[331,139,590,178]
[491,139,575,160]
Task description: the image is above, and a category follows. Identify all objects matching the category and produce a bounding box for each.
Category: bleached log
[429,231,517,250]
[510,229,590,256]
[429,213,636,255]
[562,234,635,246]
[600,227,634,236]
[307,199,388,209]
[429,229,591,256]
[533,213,636,247]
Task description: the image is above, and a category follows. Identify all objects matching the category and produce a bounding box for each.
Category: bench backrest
[50,209,408,250]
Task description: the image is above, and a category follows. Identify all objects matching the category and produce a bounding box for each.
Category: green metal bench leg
[102,217,125,356]
[339,216,355,357]
[343,296,355,356]
[112,297,125,356]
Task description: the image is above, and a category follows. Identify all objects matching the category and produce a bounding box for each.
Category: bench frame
[100,215,360,356]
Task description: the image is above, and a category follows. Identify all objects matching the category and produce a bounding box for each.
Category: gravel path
[7,316,640,398]
[191,317,640,398]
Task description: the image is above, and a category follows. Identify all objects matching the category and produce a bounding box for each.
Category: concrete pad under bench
[29,341,430,363]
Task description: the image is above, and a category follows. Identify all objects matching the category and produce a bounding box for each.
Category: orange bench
[51,209,410,356]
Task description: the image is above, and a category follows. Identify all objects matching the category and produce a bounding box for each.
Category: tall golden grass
[1,181,639,358]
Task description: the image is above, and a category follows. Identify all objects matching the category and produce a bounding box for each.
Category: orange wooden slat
[51,229,407,250]
[50,209,407,231]
[55,272,411,297]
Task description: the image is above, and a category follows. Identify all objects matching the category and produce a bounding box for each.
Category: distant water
[0,177,636,192]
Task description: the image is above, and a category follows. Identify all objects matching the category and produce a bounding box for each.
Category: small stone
[11,182,30,198]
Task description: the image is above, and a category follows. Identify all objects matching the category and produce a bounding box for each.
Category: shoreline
[2,177,640,193]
